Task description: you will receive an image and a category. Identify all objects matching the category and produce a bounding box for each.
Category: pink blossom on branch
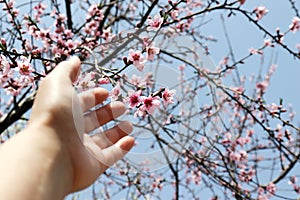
[75,72,97,91]
[239,167,255,183]
[0,55,12,86]
[17,56,34,76]
[125,90,142,108]
[146,44,160,61]
[98,77,110,85]
[249,48,263,55]
[147,14,164,31]
[128,49,146,71]
[110,82,121,100]
[253,6,268,21]
[289,17,300,33]
[162,88,176,107]
[266,182,277,195]
[141,95,161,114]
[135,96,160,117]
[33,3,46,23]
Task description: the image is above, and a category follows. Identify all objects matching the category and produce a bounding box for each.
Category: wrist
[15,126,74,199]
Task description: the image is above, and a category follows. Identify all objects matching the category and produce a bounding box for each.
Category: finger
[78,88,109,112]
[84,101,126,133]
[84,135,135,172]
[100,136,135,169]
[92,121,133,149]
[49,56,81,83]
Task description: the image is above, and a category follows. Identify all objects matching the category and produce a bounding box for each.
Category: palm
[29,57,134,192]
[70,88,133,191]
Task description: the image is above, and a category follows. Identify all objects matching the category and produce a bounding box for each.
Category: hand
[29,57,135,192]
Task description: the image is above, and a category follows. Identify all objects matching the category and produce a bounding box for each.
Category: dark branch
[0,91,35,135]
[65,0,73,30]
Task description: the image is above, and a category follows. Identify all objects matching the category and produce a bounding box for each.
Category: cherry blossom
[110,83,121,100]
[289,17,300,33]
[266,182,276,194]
[126,90,142,108]
[98,77,110,85]
[0,55,12,86]
[75,72,97,91]
[142,95,161,114]
[146,44,160,61]
[33,3,46,23]
[249,48,263,55]
[238,167,255,183]
[129,74,145,88]
[147,14,163,31]
[136,96,160,117]
[264,39,274,47]
[253,6,268,20]
[162,89,176,107]
[170,10,179,20]
[17,56,34,76]
[256,80,269,93]
[128,49,146,71]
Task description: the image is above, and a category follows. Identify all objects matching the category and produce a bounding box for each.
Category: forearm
[0,127,73,200]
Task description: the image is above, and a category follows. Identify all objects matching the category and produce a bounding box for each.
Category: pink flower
[146,45,160,61]
[266,182,276,194]
[102,27,114,41]
[256,80,269,93]
[162,89,175,107]
[98,77,110,85]
[128,49,146,71]
[17,56,34,76]
[136,96,160,117]
[126,90,142,108]
[33,3,46,22]
[87,4,104,20]
[147,14,163,31]
[109,83,121,100]
[178,64,186,71]
[75,72,97,91]
[170,10,179,20]
[130,74,145,88]
[249,48,263,55]
[238,167,255,182]
[0,55,10,74]
[254,6,268,20]
[289,17,300,33]
[264,39,274,47]
[142,96,160,114]
[238,150,248,162]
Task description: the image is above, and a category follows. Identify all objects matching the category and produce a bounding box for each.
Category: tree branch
[0,92,35,135]
[65,0,72,30]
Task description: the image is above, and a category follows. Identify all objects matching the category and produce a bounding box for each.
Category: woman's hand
[0,57,134,200]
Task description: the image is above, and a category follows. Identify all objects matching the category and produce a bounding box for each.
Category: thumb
[50,56,81,83]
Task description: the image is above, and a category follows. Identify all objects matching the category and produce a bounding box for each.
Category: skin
[0,57,135,200]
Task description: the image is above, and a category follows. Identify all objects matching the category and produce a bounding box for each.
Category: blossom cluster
[0,52,35,96]
[125,88,176,118]
[108,77,175,118]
